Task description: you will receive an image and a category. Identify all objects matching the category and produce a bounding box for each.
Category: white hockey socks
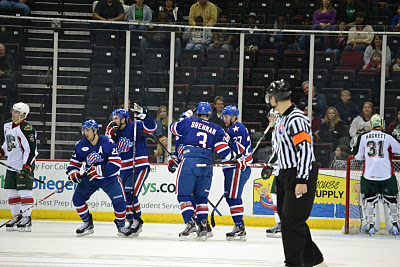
[7,189,21,217]
[19,190,34,216]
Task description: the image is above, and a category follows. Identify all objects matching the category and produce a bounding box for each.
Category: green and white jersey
[1,120,38,171]
[353,130,400,181]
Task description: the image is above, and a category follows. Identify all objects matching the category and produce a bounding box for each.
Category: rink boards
[0,160,349,229]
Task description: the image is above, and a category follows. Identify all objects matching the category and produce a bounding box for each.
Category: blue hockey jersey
[112,115,156,177]
[170,117,232,160]
[67,135,121,179]
[222,122,253,169]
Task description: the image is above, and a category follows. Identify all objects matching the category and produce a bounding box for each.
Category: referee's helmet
[265,79,291,104]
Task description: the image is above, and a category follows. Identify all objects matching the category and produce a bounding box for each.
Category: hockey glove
[261,165,274,180]
[167,154,179,173]
[105,121,118,137]
[235,155,247,170]
[132,103,147,120]
[86,151,102,166]
[117,137,131,153]
[20,164,32,178]
[87,165,105,181]
[0,147,5,159]
[68,171,82,184]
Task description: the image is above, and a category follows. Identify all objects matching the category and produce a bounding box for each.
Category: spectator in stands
[337,0,367,26]
[386,110,400,135]
[210,96,225,129]
[188,0,217,27]
[304,105,322,142]
[154,105,168,136]
[363,51,390,78]
[393,51,400,71]
[157,0,183,23]
[244,12,262,51]
[208,12,235,53]
[349,101,375,148]
[183,16,213,50]
[326,20,348,57]
[0,43,15,80]
[313,0,336,50]
[126,0,152,30]
[93,0,125,22]
[319,107,346,150]
[287,14,312,51]
[331,145,350,169]
[0,0,29,15]
[391,4,400,31]
[154,135,173,163]
[362,35,391,68]
[297,81,327,118]
[343,12,374,52]
[261,15,294,55]
[334,89,360,126]
[139,11,182,64]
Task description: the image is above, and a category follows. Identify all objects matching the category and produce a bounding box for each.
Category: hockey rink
[0,221,398,266]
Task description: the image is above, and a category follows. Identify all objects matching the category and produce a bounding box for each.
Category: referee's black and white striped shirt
[269,105,315,182]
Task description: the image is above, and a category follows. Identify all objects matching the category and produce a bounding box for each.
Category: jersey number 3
[367,140,384,158]
[197,132,208,148]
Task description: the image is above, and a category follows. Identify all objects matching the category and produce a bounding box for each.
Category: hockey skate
[226,224,247,241]
[388,222,399,236]
[266,222,281,237]
[179,220,197,241]
[5,215,22,232]
[114,220,133,237]
[360,224,377,236]
[129,219,143,237]
[206,220,213,238]
[17,216,32,232]
[76,214,94,237]
[196,219,208,241]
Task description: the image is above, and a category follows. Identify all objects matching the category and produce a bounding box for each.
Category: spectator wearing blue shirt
[297,81,327,119]
[334,90,360,126]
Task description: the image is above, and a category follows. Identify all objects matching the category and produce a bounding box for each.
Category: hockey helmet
[112,108,129,122]
[222,105,239,117]
[12,102,30,118]
[197,102,212,115]
[265,79,291,104]
[392,124,400,142]
[370,114,384,129]
[82,119,99,134]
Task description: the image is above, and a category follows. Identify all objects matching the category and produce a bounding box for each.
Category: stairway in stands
[17,0,93,159]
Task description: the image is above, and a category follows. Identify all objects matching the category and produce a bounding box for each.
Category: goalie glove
[20,164,33,178]
[261,165,274,180]
[86,152,102,166]
[68,171,82,184]
[105,121,118,137]
[87,165,105,181]
[132,103,147,120]
[117,137,131,153]
[167,154,178,173]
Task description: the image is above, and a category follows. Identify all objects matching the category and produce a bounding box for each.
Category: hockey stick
[207,198,222,217]
[131,117,144,225]
[196,163,277,167]
[210,194,224,227]
[0,161,44,184]
[251,116,277,156]
[0,180,73,228]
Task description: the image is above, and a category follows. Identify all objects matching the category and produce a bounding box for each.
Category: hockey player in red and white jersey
[352,114,400,236]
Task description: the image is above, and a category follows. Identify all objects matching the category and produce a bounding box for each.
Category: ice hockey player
[261,108,282,237]
[66,119,132,237]
[221,105,252,241]
[170,102,247,241]
[352,114,400,236]
[1,102,38,232]
[105,104,156,236]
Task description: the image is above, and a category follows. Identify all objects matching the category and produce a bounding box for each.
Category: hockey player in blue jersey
[221,105,253,241]
[66,119,132,237]
[105,104,156,236]
[170,102,247,241]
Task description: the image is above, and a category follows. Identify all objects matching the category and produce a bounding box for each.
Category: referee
[265,79,325,267]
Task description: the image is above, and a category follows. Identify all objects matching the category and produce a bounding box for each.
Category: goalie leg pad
[360,194,380,234]
[383,194,400,235]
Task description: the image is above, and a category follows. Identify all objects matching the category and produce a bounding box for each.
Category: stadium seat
[330,69,355,90]
[197,67,223,87]
[314,51,337,71]
[93,31,119,47]
[232,50,256,69]
[384,89,400,108]
[174,67,197,85]
[357,70,380,96]
[321,88,343,107]
[282,50,307,69]
[375,107,397,126]
[144,48,167,72]
[243,104,268,125]
[221,68,249,86]
[348,88,371,107]
[119,46,141,66]
[256,49,279,69]
[92,46,116,65]
[243,121,262,134]
[304,69,329,89]
[336,52,364,70]
[277,69,302,88]
[181,49,204,68]
[172,101,187,120]
[207,49,231,67]
[292,87,304,105]
[250,68,275,87]
[215,85,238,103]
[391,71,400,84]
[243,86,265,104]
[173,84,189,102]
[189,85,214,103]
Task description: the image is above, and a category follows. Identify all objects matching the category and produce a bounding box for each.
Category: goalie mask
[370,114,384,129]
[392,124,400,142]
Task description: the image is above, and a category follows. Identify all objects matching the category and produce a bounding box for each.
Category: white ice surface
[0,221,398,267]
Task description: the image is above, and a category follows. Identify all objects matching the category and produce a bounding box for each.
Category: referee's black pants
[276,162,323,267]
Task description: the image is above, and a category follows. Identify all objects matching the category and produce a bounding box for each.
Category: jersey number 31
[367,140,384,158]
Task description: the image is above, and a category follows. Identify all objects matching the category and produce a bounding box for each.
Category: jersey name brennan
[190,121,217,135]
